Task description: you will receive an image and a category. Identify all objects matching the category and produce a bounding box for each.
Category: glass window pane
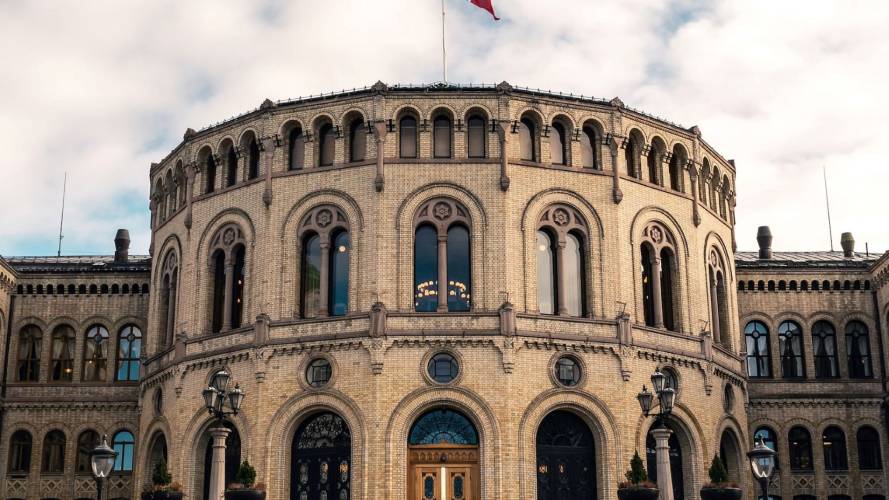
[289,128,304,170]
[520,119,534,161]
[330,232,350,317]
[414,225,439,312]
[446,225,471,312]
[580,127,595,168]
[319,125,335,166]
[564,233,583,316]
[434,116,451,158]
[745,321,771,378]
[350,120,366,162]
[400,117,417,158]
[550,124,565,165]
[467,116,485,158]
[536,231,555,315]
[302,234,322,318]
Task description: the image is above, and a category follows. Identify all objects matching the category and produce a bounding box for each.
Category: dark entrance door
[536,410,597,500]
[291,412,351,500]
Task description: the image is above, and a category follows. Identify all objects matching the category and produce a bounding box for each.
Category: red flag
[470,0,500,20]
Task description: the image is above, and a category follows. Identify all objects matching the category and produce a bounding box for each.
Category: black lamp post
[202,369,245,423]
[89,434,118,500]
[747,436,777,500]
[637,370,677,426]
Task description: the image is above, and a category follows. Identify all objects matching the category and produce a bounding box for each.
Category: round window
[306,358,332,388]
[554,356,581,387]
[427,353,459,384]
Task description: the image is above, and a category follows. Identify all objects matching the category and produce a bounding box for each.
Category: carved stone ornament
[316,209,333,227]
[223,228,236,246]
[552,208,569,226]
[433,202,452,220]
[709,250,719,268]
[650,226,662,244]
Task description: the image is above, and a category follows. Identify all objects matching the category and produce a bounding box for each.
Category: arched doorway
[536,410,597,500]
[291,411,351,500]
[146,432,168,486]
[201,421,241,500]
[408,408,480,500]
[718,429,743,483]
[646,425,684,500]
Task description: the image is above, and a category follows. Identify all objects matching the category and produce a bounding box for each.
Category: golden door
[409,445,479,500]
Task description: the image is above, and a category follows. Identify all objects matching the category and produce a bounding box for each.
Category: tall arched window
[625,130,643,178]
[550,121,567,165]
[349,117,366,162]
[8,430,32,474]
[208,224,248,333]
[754,427,778,468]
[466,114,486,158]
[789,426,813,470]
[699,161,710,206]
[519,117,536,161]
[669,145,686,192]
[75,430,100,474]
[247,137,260,179]
[225,144,238,187]
[707,249,730,347]
[41,430,65,473]
[288,125,305,170]
[317,123,335,167]
[112,431,135,472]
[400,115,418,158]
[117,325,141,381]
[50,325,75,382]
[778,320,805,378]
[640,223,678,331]
[159,250,178,348]
[83,325,109,381]
[580,125,599,169]
[647,142,661,185]
[433,114,452,158]
[413,199,471,312]
[537,205,588,317]
[299,206,351,318]
[204,152,217,194]
[846,320,873,378]
[857,426,882,470]
[812,320,839,378]
[17,325,41,382]
[822,426,848,470]
[745,321,772,378]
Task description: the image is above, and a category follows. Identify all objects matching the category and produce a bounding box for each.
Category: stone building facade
[0,82,884,500]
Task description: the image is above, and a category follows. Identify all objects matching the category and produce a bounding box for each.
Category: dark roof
[735,251,876,269]
[4,255,151,274]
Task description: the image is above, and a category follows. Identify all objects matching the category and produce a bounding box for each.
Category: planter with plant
[141,460,183,500]
[224,460,266,500]
[617,451,659,500]
[700,455,742,500]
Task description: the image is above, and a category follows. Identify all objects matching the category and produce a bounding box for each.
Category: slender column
[689,165,701,226]
[208,427,231,500]
[222,257,234,331]
[261,136,275,206]
[652,427,675,500]
[166,281,177,347]
[373,121,387,192]
[555,240,569,315]
[609,139,623,203]
[437,233,448,312]
[318,240,331,317]
[497,121,510,191]
[651,255,665,329]
[184,163,195,229]
[709,274,721,343]
[148,199,157,256]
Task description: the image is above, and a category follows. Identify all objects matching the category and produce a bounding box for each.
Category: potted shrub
[141,460,184,500]
[617,451,659,500]
[700,455,742,500]
[224,460,266,500]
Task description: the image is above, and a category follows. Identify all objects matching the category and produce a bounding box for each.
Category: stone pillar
[609,138,623,203]
[222,258,234,331]
[555,240,569,315]
[652,427,674,500]
[651,255,664,329]
[497,121,510,191]
[208,427,231,500]
[709,274,721,343]
[437,233,448,312]
[166,281,177,347]
[148,198,157,256]
[318,240,330,317]
[373,121,387,192]
[184,163,195,229]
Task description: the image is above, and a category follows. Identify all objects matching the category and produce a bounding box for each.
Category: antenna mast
[441,0,447,82]
[823,166,834,252]
[57,172,67,257]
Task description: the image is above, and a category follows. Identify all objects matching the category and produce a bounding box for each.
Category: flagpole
[441,0,447,82]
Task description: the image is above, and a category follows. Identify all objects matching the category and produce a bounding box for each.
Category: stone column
[497,121,510,191]
[185,163,195,229]
[318,240,331,317]
[166,281,177,347]
[148,198,157,256]
[373,121,387,192]
[652,427,674,500]
[222,257,234,331]
[555,240,569,315]
[437,233,449,312]
[689,166,701,226]
[651,255,664,329]
[709,274,721,344]
[208,426,231,500]
[609,138,623,203]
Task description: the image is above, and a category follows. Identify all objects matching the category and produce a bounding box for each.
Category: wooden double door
[409,445,479,500]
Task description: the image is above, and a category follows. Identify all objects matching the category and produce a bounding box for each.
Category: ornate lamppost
[637,370,677,500]
[89,434,118,500]
[747,436,777,500]
[201,369,245,500]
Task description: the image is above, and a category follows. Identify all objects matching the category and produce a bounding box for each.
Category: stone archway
[290,411,352,500]
[408,408,480,500]
[536,410,596,500]
[719,428,743,483]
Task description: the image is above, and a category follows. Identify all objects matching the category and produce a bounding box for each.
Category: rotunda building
[138,81,746,500]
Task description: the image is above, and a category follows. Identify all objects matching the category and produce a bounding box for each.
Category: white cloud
[0,0,886,256]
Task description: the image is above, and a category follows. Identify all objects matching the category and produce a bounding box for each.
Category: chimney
[757,226,772,259]
[114,229,130,263]
[840,232,855,258]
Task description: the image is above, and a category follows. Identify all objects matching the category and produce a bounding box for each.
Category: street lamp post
[747,436,777,500]
[637,370,677,500]
[202,369,245,500]
[89,434,118,500]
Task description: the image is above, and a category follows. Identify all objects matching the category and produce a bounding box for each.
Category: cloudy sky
[1,0,886,257]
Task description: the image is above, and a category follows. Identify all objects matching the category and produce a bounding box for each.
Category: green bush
[152,460,172,486]
[625,451,648,485]
[708,455,728,485]
[235,460,257,488]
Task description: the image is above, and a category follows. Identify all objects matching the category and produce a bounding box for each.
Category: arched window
[778,320,805,378]
[317,123,335,167]
[788,426,813,470]
[745,321,772,378]
[298,206,351,318]
[580,125,599,169]
[519,117,536,161]
[707,249,730,348]
[640,224,678,331]
[812,320,839,378]
[413,199,471,312]
[230,245,245,329]
[159,250,178,348]
[41,430,66,473]
[648,138,666,185]
[433,114,452,158]
[669,145,686,192]
[50,325,75,382]
[549,121,567,165]
[699,160,710,206]
[288,125,305,170]
[112,431,135,472]
[204,152,217,194]
[625,130,644,178]
[846,320,873,378]
[246,138,259,179]
[75,430,100,474]
[399,115,418,158]
[466,114,486,158]
[537,205,588,317]
[8,430,32,474]
[857,426,882,470]
[754,427,778,468]
[225,144,237,187]
[117,325,141,381]
[409,408,478,445]
[348,118,366,162]
[208,224,247,333]
[822,426,848,470]
[83,325,109,382]
[710,168,720,211]
[537,410,596,500]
